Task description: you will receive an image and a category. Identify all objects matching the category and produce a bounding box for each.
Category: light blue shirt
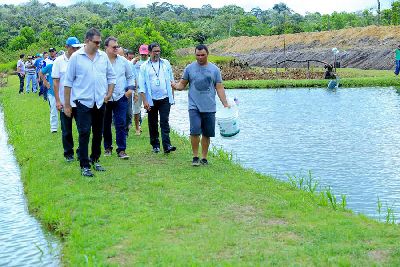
[111,55,135,102]
[64,47,116,109]
[138,58,174,106]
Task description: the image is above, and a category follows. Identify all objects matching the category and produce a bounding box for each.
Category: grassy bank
[1,76,400,265]
[224,76,400,89]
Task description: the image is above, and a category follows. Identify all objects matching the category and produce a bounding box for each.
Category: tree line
[0,0,399,63]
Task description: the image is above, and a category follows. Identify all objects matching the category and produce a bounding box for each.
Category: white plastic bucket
[216,98,240,137]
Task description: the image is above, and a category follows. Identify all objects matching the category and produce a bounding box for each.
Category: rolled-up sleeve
[106,58,116,85]
[64,55,76,88]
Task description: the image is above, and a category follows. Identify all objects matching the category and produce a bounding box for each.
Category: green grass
[174,54,235,66]
[0,61,16,73]
[1,75,400,265]
[224,76,400,89]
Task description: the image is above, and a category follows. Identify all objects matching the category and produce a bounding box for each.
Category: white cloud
[0,0,393,15]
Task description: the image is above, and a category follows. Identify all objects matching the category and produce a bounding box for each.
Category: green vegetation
[2,75,400,265]
[1,1,400,63]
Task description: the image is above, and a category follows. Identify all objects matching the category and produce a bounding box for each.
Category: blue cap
[66,37,83,47]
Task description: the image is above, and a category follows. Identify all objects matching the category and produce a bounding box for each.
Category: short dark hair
[104,36,117,47]
[148,42,160,52]
[195,44,209,54]
[85,28,101,41]
[19,54,24,59]
[127,50,134,55]
[43,51,48,55]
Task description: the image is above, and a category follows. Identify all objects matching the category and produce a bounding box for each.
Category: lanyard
[150,60,161,79]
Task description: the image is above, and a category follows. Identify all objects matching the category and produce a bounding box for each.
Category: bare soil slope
[179,26,400,70]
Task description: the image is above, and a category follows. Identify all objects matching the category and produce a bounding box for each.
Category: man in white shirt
[139,42,176,154]
[16,54,25,94]
[52,36,83,162]
[64,28,116,177]
[103,37,135,159]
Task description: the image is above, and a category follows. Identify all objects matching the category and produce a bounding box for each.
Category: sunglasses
[90,40,102,45]
[111,45,120,49]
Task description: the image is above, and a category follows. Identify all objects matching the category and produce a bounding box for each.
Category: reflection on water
[170,88,400,221]
[0,107,60,266]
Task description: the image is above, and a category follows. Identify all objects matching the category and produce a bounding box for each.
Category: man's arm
[216,83,230,108]
[53,79,63,111]
[64,86,72,117]
[173,79,188,91]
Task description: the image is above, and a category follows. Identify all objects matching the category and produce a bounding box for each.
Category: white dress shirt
[64,47,116,108]
[110,55,135,102]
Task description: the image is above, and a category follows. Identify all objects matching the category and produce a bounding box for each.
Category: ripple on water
[170,88,400,222]
[0,107,59,266]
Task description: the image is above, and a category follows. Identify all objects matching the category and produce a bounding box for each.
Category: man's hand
[125,91,132,99]
[44,80,50,89]
[56,100,63,111]
[104,94,112,103]
[64,105,72,118]
[133,92,138,103]
[143,100,151,111]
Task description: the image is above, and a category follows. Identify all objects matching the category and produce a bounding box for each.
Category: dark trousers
[75,101,105,168]
[60,108,76,157]
[18,73,24,93]
[103,96,128,153]
[395,60,400,76]
[147,97,171,150]
[126,95,132,132]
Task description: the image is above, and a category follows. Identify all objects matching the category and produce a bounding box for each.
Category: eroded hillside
[178,26,400,70]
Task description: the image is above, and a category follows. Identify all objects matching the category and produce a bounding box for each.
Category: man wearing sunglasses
[64,28,116,177]
[103,37,135,159]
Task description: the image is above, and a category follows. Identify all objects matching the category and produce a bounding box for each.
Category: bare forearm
[107,84,114,98]
[64,87,72,107]
[216,85,228,106]
[53,79,60,102]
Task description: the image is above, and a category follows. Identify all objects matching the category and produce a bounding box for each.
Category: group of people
[17,27,230,177]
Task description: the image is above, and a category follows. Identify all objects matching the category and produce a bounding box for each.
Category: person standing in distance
[16,54,25,94]
[173,44,229,166]
[64,28,116,177]
[139,42,176,154]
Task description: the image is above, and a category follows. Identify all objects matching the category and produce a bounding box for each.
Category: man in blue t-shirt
[173,44,230,166]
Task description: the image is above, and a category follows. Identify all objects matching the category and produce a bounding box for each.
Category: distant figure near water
[395,45,400,76]
[324,64,336,79]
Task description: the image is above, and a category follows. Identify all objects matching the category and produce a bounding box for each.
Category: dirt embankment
[178,26,400,70]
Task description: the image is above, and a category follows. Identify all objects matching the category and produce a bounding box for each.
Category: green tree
[20,26,36,44]
[8,36,28,50]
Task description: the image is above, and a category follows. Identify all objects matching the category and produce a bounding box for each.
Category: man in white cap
[52,37,83,162]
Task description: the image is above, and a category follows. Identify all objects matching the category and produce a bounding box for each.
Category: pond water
[0,107,60,266]
[170,88,400,221]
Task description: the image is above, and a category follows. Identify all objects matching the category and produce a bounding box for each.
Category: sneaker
[152,147,160,153]
[64,155,74,162]
[200,158,209,165]
[104,148,112,156]
[164,145,176,154]
[92,162,106,172]
[192,157,200,167]
[81,167,94,177]
[118,151,130,159]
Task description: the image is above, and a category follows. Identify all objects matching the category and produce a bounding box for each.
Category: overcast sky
[0,0,393,15]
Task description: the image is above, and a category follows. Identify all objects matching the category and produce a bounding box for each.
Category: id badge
[155,79,160,86]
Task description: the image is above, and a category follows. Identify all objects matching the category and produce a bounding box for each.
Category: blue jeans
[395,60,400,76]
[26,74,37,93]
[103,96,129,153]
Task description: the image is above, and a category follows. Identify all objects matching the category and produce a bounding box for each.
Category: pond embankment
[1,76,400,265]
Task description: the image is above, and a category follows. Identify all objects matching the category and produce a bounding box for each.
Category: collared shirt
[134,59,146,90]
[64,47,116,109]
[110,55,135,102]
[17,59,25,74]
[52,54,75,107]
[138,58,174,106]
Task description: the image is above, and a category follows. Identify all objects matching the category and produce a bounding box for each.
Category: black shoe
[152,147,160,153]
[200,158,208,165]
[81,167,94,177]
[164,145,176,154]
[64,155,74,162]
[92,162,106,171]
[192,157,200,167]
